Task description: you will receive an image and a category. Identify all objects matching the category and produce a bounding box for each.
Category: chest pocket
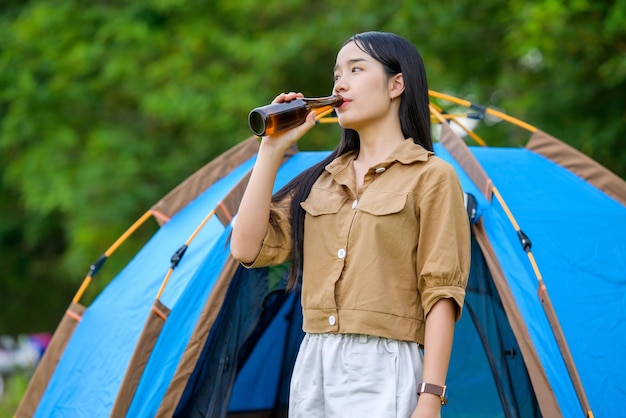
[300,188,347,216]
[357,191,407,216]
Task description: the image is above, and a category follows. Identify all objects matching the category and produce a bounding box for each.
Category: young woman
[231,31,470,418]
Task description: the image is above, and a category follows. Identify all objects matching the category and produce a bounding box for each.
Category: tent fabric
[32,152,259,417]
[439,124,493,201]
[226,286,303,418]
[110,298,171,417]
[437,125,571,417]
[526,130,626,206]
[172,266,293,417]
[150,137,260,224]
[447,238,542,418]
[472,219,561,417]
[155,256,241,417]
[150,138,299,225]
[20,121,626,418]
[125,152,330,417]
[472,145,626,418]
[173,265,274,417]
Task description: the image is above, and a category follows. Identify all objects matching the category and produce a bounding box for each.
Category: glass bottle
[248,95,343,136]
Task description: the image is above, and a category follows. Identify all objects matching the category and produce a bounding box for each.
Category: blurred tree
[0,0,624,333]
[389,0,626,171]
[502,0,626,177]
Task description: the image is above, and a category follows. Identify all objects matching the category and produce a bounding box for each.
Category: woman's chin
[337,115,359,131]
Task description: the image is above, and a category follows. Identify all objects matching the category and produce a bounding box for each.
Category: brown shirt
[244,139,470,344]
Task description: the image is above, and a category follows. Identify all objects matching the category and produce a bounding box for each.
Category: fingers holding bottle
[270,91,301,105]
[265,91,316,146]
[254,92,317,152]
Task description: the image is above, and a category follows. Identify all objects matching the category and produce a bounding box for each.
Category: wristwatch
[417,382,448,405]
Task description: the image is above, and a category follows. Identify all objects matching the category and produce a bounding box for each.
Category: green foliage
[0,0,625,336]
[506,0,626,175]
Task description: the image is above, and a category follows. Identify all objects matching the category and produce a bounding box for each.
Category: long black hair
[273,31,432,290]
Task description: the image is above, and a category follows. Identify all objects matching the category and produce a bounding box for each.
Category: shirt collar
[325,138,433,175]
[384,138,433,165]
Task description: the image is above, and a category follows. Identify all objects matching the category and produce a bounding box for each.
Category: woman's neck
[355,123,405,166]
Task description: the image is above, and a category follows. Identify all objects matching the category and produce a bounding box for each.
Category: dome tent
[16,92,626,418]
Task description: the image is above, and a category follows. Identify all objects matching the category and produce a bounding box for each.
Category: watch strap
[417,382,448,405]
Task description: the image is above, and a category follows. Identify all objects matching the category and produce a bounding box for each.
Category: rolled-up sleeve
[241,195,293,269]
[416,161,471,321]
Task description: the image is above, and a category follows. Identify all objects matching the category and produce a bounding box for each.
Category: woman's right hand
[232,91,313,264]
[261,92,317,152]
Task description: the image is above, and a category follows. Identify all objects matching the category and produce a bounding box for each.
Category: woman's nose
[334,79,347,94]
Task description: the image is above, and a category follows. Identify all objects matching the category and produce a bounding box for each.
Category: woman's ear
[389,73,405,100]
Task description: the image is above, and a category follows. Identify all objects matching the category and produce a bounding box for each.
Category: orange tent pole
[72,210,154,304]
[428,90,538,133]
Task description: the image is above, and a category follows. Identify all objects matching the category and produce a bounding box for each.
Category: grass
[0,372,29,418]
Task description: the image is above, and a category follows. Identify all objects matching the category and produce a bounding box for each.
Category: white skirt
[289,333,424,418]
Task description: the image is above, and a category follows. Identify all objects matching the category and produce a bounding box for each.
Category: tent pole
[491,186,594,418]
[73,210,154,304]
[429,102,488,147]
[430,97,594,417]
[428,90,538,133]
[156,209,216,300]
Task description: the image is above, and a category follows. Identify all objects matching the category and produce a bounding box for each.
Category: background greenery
[0,0,624,409]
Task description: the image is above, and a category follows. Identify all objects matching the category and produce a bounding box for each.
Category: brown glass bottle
[248,95,343,136]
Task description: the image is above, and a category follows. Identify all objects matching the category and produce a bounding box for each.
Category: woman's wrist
[257,139,291,165]
[416,390,444,413]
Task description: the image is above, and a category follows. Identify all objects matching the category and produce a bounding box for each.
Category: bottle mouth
[248,110,266,136]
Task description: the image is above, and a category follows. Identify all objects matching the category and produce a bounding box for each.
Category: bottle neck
[302,95,343,108]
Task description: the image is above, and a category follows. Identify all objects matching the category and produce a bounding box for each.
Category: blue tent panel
[34,156,256,417]
[33,140,626,418]
[446,237,541,418]
[434,143,490,220]
[127,151,329,416]
[127,225,234,417]
[227,292,299,412]
[472,146,626,418]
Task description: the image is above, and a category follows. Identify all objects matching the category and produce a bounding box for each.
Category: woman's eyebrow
[333,58,368,72]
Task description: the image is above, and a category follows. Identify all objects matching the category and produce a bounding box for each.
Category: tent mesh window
[176,238,547,418]
[175,263,302,418]
[450,237,542,418]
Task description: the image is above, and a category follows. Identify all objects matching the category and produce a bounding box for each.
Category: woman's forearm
[230,141,286,263]
[413,298,456,416]
[231,94,316,263]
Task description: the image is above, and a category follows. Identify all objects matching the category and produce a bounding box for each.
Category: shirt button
[329,315,336,326]
[337,249,346,259]
[352,199,358,209]
[375,167,386,173]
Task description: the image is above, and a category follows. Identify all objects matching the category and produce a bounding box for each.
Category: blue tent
[16,100,626,418]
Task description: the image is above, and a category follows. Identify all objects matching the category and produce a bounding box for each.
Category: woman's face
[333,41,395,131]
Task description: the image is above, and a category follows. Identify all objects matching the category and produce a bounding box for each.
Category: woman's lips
[337,99,351,110]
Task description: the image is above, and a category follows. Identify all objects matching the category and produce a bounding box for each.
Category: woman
[231,31,470,418]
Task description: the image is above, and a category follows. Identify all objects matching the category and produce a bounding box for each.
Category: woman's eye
[333,67,361,81]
